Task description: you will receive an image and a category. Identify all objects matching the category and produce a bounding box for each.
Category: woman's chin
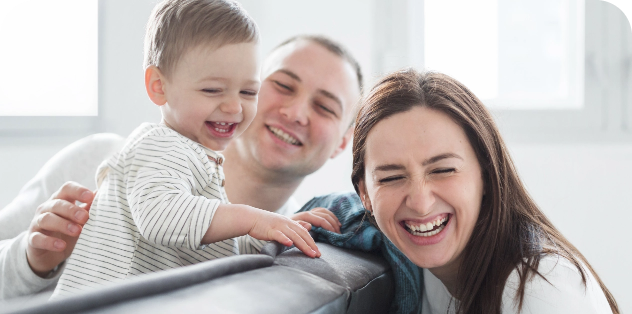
[393,216,456,269]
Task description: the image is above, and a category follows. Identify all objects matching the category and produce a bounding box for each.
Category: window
[374,0,631,142]
[424,0,584,110]
[0,0,98,116]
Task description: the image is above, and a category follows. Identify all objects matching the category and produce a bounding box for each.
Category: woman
[350,69,618,313]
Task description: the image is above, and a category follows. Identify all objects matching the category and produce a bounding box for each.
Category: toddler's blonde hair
[144,0,259,78]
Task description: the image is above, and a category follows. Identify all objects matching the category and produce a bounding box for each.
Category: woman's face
[359,106,484,275]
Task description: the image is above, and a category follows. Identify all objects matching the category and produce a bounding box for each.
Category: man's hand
[26,182,94,277]
[291,207,341,234]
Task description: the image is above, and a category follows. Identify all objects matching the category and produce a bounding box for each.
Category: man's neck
[222,146,303,212]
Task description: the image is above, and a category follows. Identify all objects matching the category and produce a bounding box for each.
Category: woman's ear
[145,65,167,106]
[358,180,372,214]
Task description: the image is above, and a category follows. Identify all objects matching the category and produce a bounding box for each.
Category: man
[0,35,362,300]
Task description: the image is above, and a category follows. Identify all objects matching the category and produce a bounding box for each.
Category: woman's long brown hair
[351,69,619,314]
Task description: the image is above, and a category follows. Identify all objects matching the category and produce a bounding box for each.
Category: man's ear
[145,65,167,106]
[357,180,372,213]
[330,127,353,159]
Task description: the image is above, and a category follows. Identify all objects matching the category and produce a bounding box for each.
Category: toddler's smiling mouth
[206,121,237,136]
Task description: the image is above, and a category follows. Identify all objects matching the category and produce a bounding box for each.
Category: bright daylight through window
[424,0,585,110]
[0,0,98,116]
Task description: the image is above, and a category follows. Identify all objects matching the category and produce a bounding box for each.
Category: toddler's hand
[291,207,341,234]
[249,211,321,258]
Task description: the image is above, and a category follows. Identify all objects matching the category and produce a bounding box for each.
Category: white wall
[0,0,630,312]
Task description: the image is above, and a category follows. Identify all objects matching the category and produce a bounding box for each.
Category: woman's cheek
[372,187,402,232]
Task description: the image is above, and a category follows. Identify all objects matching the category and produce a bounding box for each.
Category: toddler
[52,0,319,298]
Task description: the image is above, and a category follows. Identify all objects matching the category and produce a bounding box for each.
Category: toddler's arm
[202,204,320,258]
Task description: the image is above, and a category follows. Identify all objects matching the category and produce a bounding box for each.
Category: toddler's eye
[202,88,221,94]
[240,90,258,96]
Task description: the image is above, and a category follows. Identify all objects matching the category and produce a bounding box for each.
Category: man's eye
[274,81,292,92]
[317,103,336,116]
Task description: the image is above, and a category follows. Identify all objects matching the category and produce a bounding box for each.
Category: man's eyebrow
[317,89,343,112]
[275,69,343,112]
[276,69,301,82]
[422,153,463,166]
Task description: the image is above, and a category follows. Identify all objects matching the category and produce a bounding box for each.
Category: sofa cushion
[85,266,348,314]
[269,242,394,313]
[2,254,273,314]
[272,243,390,292]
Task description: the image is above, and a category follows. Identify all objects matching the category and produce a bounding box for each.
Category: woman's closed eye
[431,168,456,175]
[378,175,405,184]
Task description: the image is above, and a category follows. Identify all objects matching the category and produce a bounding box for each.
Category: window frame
[376,0,632,143]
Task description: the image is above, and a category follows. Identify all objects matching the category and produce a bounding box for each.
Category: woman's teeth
[405,215,449,237]
[268,126,301,145]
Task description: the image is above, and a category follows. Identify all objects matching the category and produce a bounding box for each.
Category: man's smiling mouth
[267,125,302,146]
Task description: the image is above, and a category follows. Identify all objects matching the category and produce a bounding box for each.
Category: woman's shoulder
[502,254,612,314]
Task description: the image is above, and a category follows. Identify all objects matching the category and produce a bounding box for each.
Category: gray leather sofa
[2,242,393,314]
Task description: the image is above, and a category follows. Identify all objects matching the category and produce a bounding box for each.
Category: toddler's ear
[145,66,167,106]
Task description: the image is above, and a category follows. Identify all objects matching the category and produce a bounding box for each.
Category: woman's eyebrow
[372,153,462,174]
[373,164,405,173]
[422,153,463,166]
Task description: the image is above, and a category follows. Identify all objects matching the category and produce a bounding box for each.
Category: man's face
[231,40,360,178]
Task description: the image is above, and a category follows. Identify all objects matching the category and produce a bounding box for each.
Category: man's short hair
[144,0,259,78]
[275,35,363,94]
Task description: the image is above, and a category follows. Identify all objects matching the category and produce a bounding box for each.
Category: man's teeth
[268,126,301,145]
[405,216,449,237]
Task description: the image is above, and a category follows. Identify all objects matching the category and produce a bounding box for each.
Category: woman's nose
[278,96,309,126]
[406,179,435,215]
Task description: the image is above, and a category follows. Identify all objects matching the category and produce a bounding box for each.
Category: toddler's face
[160,42,261,151]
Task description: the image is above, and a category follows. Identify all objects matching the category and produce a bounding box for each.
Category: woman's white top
[421,255,613,314]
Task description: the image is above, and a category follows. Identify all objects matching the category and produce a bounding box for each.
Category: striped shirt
[52,123,263,298]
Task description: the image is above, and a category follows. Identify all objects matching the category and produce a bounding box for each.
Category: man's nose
[279,95,309,126]
[220,94,242,115]
[405,178,435,215]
